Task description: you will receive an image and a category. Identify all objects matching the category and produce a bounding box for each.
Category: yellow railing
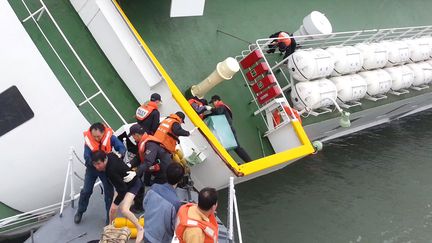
[112,1,315,176]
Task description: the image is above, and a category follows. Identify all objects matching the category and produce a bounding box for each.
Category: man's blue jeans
[77,166,113,222]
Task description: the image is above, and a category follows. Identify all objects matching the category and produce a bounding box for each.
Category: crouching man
[92,150,144,243]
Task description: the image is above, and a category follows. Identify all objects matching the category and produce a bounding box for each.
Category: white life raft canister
[417,62,432,84]
[407,63,429,86]
[355,42,388,70]
[287,48,335,81]
[329,74,368,102]
[383,65,414,91]
[326,46,363,76]
[382,41,411,67]
[358,69,392,96]
[406,38,431,62]
[290,78,337,110]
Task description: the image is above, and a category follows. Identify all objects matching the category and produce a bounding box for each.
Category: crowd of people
[74,93,220,243]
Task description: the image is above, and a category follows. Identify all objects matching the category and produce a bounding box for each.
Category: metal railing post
[69,147,75,208]
[227,177,234,241]
[59,149,72,217]
[227,176,243,243]
[233,194,243,243]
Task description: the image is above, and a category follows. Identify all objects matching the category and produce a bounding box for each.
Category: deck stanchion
[233,194,243,243]
[69,147,75,208]
[227,176,243,243]
[227,177,234,241]
[59,148,73,217]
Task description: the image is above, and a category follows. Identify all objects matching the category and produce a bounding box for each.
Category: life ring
[272,106,302,126]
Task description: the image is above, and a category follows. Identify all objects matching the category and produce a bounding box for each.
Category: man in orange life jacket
[128,124,173,185]
[126,124,174,213]
[266,31,297,60]
[210,95,252,163]
[188,96,212,119]
[75,122,126,224]
[175,187,218,243]
[135,93,162,135]
[154,111,194,154]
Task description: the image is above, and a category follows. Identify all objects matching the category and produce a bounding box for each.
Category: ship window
[0,86,34,137]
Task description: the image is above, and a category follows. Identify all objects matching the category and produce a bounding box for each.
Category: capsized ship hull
[70,0,316,190]
[305,91,432,142]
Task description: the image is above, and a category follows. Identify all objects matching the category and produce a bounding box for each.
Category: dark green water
[218,110,432,242]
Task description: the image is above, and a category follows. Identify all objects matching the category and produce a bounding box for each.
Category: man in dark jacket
[266,31,297,60]
[92,150,144,243]
[210,95,252,163]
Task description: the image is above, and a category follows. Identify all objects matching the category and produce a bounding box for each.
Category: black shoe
[74,212,83,224]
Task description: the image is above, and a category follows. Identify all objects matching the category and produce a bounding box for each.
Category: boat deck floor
[25,190,114,243]
[25,188,229,243]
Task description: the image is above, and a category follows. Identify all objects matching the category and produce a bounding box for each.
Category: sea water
[219,110,432,242]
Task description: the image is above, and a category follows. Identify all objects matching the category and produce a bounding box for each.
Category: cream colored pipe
[191,57,240,98]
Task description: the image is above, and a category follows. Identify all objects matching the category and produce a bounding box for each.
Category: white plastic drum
[406,38,431,62]
[407,63,429,86]
[355,43,388,70]
[383,66,414,91]
[329,74,367,102]
[382,41,411,67]
[290,78,337,110]
[287,48,335,81]
[326,46,363,76]
[358,69,392,96]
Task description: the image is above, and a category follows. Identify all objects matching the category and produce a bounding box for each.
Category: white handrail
[0,147,88,234]
[227,177,243,243]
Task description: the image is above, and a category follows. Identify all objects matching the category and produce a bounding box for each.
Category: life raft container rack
[235,38,301,133]
[411,84,430,91]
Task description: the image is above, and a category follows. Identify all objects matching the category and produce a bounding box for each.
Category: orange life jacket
[135,101,158,121]
[272,105,302,126]
[137,133,162,162]
[188,99,205,119]
[277,32,292,47]
[83,125,114,152]
[213,100,232,118]
[154,114,182,153]
[175,203,218,243]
